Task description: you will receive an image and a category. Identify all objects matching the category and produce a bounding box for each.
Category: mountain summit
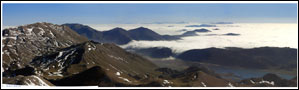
[128,27,165,40]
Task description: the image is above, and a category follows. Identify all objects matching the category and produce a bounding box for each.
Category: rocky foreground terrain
[2,22,297,87]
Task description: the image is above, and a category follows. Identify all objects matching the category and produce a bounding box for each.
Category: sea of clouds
[88,23,298,53]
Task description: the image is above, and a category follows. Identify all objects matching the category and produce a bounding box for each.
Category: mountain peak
[132,27,152,31]
[128,27,164,40]
[7,22,50,29]
[109,27,127,32]
[136,26,148,29]
[112,27,125,30]
[193,29,211,32]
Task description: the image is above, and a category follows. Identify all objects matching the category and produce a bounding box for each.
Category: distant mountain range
[126,46,297,71]
[177,47,297,70]
[185,24,217,27]
[142,21,189,24]
[64,24,180,45]
[211,22,234,24]
[179,29,211,37]
[64,23,241,44]
[128,47,174,58]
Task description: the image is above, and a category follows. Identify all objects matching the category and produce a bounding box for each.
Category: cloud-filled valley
[114,23,298,53]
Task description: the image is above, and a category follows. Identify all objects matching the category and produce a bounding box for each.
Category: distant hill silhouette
[64,24,180,45]
[177,47,297,70]
[185,24,216,27]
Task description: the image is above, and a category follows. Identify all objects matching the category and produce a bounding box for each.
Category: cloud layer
[120,23,298,53]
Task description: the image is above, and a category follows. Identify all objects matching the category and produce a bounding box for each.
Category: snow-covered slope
[30,41,159,83]
[2,22,88,71]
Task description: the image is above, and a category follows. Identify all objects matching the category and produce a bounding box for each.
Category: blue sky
[2,3,298,26]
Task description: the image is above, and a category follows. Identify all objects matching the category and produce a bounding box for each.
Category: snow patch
[48,31,55,38]
[6,45,14,47]
[109,64,122,73]
[24,79,36,86]
[108,54,128,63]
[249,79,275,86]
[24,76,50,86]
[116,72,121,76]
[228,82,234,87]
[48,72,63,77]
[161,56,175,60]
[3,36,17,40]
[17,63,22,68]
[258,80,275,86]
[144,75,148,78]
[57,52,63,58]
[87,44,96,51]
[201,82,207,87]
[31,76,50,86]
[36,27,45,36]
[163,80,172,84]
[193,75,197,79]
[250,80,255,84]
[27,28,33,33]
[118,77,131,83]
[54,41,59,47]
